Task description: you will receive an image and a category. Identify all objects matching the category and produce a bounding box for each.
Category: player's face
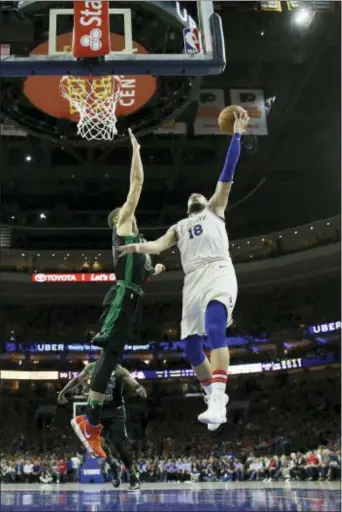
[187,193,208,215]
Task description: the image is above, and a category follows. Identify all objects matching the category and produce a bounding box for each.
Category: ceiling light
[294,8,311,25]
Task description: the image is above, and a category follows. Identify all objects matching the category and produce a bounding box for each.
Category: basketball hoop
[60,75,121,141]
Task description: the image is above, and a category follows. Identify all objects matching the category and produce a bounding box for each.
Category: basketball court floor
[1,482,340,511]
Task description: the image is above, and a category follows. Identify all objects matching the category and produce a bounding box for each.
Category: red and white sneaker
[71,416,106,459]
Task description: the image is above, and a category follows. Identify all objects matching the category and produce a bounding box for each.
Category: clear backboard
[0,1,226,142]
[1,1,226,77]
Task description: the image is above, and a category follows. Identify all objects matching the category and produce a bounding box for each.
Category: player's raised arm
[116,365,147,398]
[57,363,95,404]
[118,225,177,255]
[208,111,249,218]
[116,129,144,236]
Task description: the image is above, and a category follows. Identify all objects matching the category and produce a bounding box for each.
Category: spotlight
[25,155,32,162]
[294,8,312,26]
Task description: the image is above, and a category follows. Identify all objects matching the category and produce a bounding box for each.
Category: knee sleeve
[183,335,206,367]
[205,300,227,350]
[90,348,118,394]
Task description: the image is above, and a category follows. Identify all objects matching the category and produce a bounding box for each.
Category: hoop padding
[60,75,121,141]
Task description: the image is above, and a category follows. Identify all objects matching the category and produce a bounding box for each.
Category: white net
[60,75,121,141]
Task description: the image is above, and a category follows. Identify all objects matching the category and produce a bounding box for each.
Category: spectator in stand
[69,453,81,482]
[1,459,16,483]
[190,461,200,482]
[268,455,281,481]
[31,460,42,483]
[327,451,341,481]
[15,458,25,483]
[305,451,320,481]
[226,458,237,481]
[234,459,244,481]
[57,459,68,483]
[23,460,33,483]
[248,457,264,481]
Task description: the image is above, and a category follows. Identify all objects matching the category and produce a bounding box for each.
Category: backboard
[0,1,225,143]
[1,1,226,77]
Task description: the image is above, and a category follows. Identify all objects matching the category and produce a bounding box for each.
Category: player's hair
[107,207,121,228]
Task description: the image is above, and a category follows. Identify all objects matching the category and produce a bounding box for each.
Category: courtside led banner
[0,354,338,382]
[32,272,116,283]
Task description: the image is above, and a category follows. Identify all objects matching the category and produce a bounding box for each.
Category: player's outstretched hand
[128,128,140,151]
[57,393,68,405]
[233,111,249,134]
[136,385,147,399]
[154,263,165,275]
[118,243,141,254]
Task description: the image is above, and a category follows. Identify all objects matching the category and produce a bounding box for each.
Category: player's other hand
[233,111,249,134]
[57,393,68,405]
[136,385,147,398]
[128,128,140,152]
[154,263,165,275]
[118,243,141,254]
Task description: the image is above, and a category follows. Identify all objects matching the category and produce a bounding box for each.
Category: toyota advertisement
[32,272,116,283]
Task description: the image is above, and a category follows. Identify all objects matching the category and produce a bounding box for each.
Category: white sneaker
[198,392,229,424]
[203,395,221,431]
[207,423,222,432]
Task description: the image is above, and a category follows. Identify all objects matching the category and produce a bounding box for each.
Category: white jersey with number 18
[175,207,231,275]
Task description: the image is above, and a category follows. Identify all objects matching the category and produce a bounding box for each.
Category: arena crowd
[0,373,340,484]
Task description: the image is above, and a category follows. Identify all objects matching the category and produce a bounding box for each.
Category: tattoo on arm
[116,365,141,392]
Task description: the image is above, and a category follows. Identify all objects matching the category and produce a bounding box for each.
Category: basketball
[218,105,248,135]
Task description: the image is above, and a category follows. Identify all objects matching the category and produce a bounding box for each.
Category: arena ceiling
[0,1,341,239]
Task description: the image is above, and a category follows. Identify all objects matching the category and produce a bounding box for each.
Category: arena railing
[0,215,340,273]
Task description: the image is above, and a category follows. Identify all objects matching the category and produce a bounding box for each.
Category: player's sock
[87,400,103,426]
[200,377,213,396]
[212,369,228,393]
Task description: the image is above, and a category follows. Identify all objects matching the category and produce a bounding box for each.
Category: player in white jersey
[119,111,249,429]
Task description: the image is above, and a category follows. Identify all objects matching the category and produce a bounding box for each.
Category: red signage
[32,273,116,283]
[73,1,111,58]
[23,33,157,121]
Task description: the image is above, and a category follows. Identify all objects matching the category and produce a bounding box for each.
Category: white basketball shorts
[180,260,238,340]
